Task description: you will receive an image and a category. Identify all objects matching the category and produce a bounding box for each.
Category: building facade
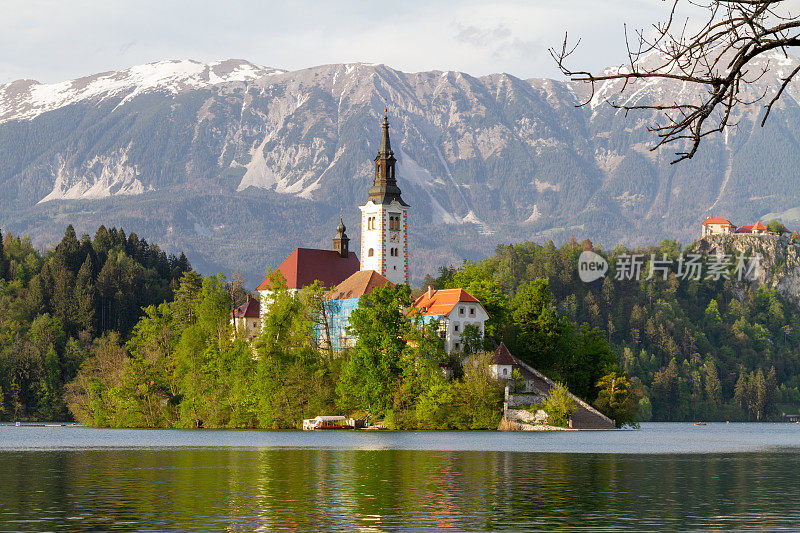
[230,296,261,339]
[701,217,735,237]
[411,287,489,354]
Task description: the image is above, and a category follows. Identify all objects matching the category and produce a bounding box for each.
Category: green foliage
[68,270,504,430]
[0,225,190,421]
[594,372,641,428]
[337,284,412,417]
[541,382,577,428]
[767,220,788,235]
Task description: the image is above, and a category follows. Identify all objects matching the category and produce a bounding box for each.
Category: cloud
[454,22,541,66]
[455,24,513,48]
[0,0,710,83]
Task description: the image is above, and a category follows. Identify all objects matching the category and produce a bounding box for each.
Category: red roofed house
[411,286,490,354]
[490,342,516,379]
[734,220,769,235]
[701,217,735,237]
[230,296,261,339]
[255,219,360,320]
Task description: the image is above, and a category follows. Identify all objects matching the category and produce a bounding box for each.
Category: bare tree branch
[549,0,800,163]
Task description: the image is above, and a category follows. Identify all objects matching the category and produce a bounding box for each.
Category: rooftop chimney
[428,285,434,299]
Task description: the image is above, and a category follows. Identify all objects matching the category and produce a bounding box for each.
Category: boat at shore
[302,416,354,430]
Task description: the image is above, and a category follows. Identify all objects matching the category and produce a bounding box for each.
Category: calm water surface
[1,423,799,532]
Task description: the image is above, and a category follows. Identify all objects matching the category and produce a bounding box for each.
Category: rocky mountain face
[2,55,800,286]
[697,234,800,306]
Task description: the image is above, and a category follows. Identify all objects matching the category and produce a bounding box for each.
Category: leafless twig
[549,1,800,163]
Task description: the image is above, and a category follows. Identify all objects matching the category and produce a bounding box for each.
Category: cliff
[696,234,800,306]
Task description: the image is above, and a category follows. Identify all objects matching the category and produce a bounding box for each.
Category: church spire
[379,108,392,156]
[367,109,408,206]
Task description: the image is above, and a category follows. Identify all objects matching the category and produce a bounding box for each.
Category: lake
[1,423,799,531]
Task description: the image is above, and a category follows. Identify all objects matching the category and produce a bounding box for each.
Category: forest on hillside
[429,238,800,422]
[0,226,191,420]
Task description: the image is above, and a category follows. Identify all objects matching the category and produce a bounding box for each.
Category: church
[243,110,486,353]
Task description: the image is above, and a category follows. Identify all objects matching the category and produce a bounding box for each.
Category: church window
[459,307,465,316]
[368,248,374,257]
[454,323,459,332]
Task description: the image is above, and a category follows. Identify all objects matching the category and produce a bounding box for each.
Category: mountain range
[2,54,800,286]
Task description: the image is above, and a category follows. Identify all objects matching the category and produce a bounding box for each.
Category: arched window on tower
[368,248,374,257]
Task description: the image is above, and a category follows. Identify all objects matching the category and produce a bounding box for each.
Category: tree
[0,228,6,281]
[767,220,788,235]
[566,324,616,402]
[73,257,96,334]
[510,279,567,371]
[225,270,248,310]
[594,372,641,427]
[652,359,680,420]
[460,324,484,354]
[734,370,749,415]
[337,284,412,417]
[704,360,722,408]
[704,299,723,326]
[541,382,577,428]
[551,0,800,161]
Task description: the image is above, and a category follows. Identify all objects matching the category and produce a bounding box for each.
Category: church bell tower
[359,110,410,285]
[333,217,349,258]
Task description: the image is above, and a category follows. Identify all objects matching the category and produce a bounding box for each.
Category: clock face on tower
[390,233,399,243]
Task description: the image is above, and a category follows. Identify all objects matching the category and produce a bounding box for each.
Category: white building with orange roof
[701,217,735,237]
[411,286,490,354]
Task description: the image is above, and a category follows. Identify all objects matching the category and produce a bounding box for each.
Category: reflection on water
[1,426,800,531]
[2,449,800,531]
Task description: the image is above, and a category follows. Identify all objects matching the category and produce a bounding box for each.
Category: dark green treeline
[0,225,191,420]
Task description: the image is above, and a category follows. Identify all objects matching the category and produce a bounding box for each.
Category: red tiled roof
[753,220,767,231]
[328,270,394,300]
[231,296,260,318]
[702,217,733,226]
[412,287,481,317]
[491,343,515,366]
[256,248,360,291]
[735,225,754,233]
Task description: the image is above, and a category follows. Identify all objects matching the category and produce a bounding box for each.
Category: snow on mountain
[0,59,283,123]
[38,150,151,203]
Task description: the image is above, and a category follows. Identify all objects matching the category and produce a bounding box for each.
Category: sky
[0,0,793,84]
